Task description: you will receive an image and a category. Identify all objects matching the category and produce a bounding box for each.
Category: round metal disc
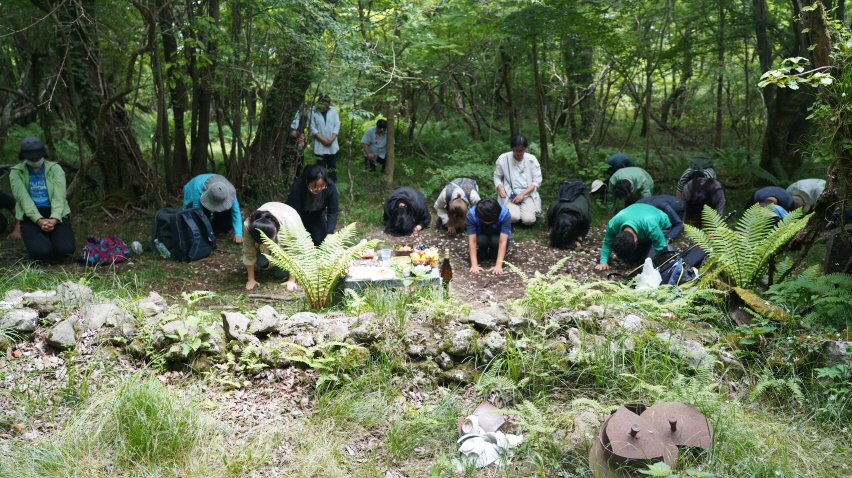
[603,405,678,463]
[641,402,713,450]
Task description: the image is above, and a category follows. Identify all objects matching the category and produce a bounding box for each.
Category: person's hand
[447,226,456,234]
[234,236,243,244]
[489,264,505,275]
[512,193,525,205]
[411,225,422,236]
[497,186,507,199]
[285,280,299,292]
[245,279,259,291]
[574,241,582,249]
[595,263,609,271]
[470,264,483,274]
[8,222,21,240]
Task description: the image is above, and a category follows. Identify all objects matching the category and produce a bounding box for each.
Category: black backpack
[151,207,216,261]
[557,179,586,203]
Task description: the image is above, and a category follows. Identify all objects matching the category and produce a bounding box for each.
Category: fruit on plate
[409,248,440,266]
[395,245,413,252]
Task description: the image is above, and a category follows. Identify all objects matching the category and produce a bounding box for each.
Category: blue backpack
[151,207,216,261]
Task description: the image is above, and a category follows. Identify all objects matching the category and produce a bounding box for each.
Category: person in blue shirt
[466,198,511,275]
[182,174,243,243]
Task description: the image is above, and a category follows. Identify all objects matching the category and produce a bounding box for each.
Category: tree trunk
[385,102,396,185]
[531,39,548,166]
[189,0,218,175]
[714,2,725,148]
[156,0,189,192]
[500,47,519,137]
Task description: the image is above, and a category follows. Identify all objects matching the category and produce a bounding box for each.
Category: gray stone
[438,362,477,385]
[462,305,509,331]
[0,334,14,351]
[314,317,354,344]
[47,320,76,350]
[691,322,721,345]
[278,312,321,336]
[202,323,227,356]
[716,350,745,378]
[77,303,129,332]
[42,312,64,326]
[614,314,643,332]
[136,292,167,317]
[657,331,711,367]
[435,352,455,370]
[56,282,94,309]
[22,290,58,308]
[567,410,601,448]
[444,326,477,356]
[477,331,506,360]
[508,315,536,330]
[823,340,851,366]
[222,312,250,340]
[0,309,39,334]
[293,333,315,348]
[587,305,606,318]
[248,305,281,336]
[404,324,438,358]
[3,290,24,306]
[348,313,383,344]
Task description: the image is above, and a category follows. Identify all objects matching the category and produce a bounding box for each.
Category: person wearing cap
[786,178,825,213]
[310,95,340,182]
[494,134,542,225]
[9,136,75,262]
[595,203,672,271]
[606,166,654,213]
[242,202,303,292]
[606,152,635,176]
[182,174,243,243]
[675,155,716,197]
[286,164,339,246]
[361,119,389,172]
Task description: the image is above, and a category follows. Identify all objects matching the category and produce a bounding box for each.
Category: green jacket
[9,160,71,223]
[599,203,670,264]
[607,167,654,212]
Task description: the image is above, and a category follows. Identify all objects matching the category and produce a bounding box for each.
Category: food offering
[394,244,414,256]
[410,248,440,267]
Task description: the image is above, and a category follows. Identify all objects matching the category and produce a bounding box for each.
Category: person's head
[376,119,387,134]
[248,210,281,244]
[200,175,237,212]
[319,95,331,112]
[791,193,806,210]
[19,136,47,169]
[447,197,469,231]
[390,200,415,234]
[509,135,528,161]
[760,196,779,206]
[475,198,501,224]
[611,230,638,259]
[613,179,633,199]
[303,165,329,194]
[550,211,580,249]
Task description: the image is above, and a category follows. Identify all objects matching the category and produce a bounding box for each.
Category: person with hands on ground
[243,202,304,292]
[467,198,511,275]
[383,186,431,237]
[494,135,542,225]
[182,173,243,244]
[434,177,480,234]
[8,136,75,262]
[595,203,672,271]
[606,166,654,213]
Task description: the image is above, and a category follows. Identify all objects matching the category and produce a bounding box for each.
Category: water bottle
[130,241,143,255]
[153,239,171,258]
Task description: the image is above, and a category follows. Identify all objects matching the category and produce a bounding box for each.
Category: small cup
[461,415,480,435]
[379,249,392,265]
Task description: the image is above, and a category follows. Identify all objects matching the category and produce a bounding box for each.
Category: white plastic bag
[635,257,662,290]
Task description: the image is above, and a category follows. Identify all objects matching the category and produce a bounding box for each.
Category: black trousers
[304,212,328,246]
[316,154,338,182]
[204,207,233,235]
[364,156,386,172]
[475,233,510,262]
[21,207,75,263]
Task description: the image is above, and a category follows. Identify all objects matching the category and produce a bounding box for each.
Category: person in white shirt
[434,178,480,234]
[493,135,542,225]
[361,119,388,172]
[786,178,826,213]
[310,95,340,182]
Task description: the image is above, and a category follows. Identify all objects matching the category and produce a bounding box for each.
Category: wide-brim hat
[19,136,47,160]
[590,179,606,193]
[200,175,236,212]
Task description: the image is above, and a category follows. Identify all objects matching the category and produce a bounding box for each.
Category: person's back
[749,186,793,211]
[384,187,430,236]
[607,167,654,212]
[786,178,825,212]
[682,177,725,223]
[636,195,684,218]
[676,155,716,193]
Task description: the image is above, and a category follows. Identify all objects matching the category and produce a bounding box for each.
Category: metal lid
[640,402,712,450]
[602,405,678,464]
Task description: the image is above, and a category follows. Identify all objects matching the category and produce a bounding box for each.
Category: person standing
[494,135,542,225]
[182,174,243,243]
[9,137,75,262]
[361,119,388,172]
[286,165,339,246]
[595,203,672,271]
[310,95,340,182]
[467,199,511,275]
[606,166,654,213]
[434,178,480,234]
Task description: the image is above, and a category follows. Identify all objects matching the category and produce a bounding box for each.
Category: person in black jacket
[547,179,592,249]
[383,187,431,236]
[286,165,339,245]
[682,177,725,224]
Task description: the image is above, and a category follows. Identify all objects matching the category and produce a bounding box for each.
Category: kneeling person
[547,179,592,249]
[243,202,303,291]
[183,174,243,243]
[595,203,672,271]
[467,199,511,275]
[383,187,431,236]
[434,178,480,234]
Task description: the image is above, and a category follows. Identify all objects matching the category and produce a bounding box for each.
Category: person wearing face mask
[9,137,75,263]
[493,135,542,225]
[286,164,339,245]
[310,95,341,182]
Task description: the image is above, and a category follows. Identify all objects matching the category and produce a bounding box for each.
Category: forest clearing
[1,1,850,477]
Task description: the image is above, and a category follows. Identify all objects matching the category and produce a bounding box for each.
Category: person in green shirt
[607,166,654,213]
[595,203,671,271]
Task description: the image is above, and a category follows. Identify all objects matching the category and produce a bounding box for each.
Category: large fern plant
[261,223,377,310]
[684,205,810,289]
